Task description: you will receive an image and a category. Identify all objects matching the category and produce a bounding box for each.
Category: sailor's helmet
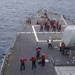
[21,56,24,58]
[38,45,41,48]
[49,37,51,38]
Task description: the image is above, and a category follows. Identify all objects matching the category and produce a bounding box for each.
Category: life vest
[56,21,59,25]
[32,56,36,61]
[20,58,26,63]
[54,24,56,27]
[47,22,50,26]
[51,20,54,25]
[45,22,47,26]
[61,44,65,48]
[36,48,40,52]
[41,54,45,59]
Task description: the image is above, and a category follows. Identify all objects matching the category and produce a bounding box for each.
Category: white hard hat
[49,37,51,38]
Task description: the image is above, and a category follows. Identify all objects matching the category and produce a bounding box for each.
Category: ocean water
[0,0,75,65]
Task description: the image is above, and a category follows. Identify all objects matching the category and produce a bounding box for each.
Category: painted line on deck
[38,40,62,43]
[32,26,39,42]
[38,40,47,42]
[19,32,26,34]
[25,32,32,33]
[60,15,68,26]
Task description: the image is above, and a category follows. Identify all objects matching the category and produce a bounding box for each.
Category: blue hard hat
[32,54,35,56]
[38,45,41,48]
[21,56,24,58]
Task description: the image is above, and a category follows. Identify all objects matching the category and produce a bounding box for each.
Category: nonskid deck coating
[2,9,75,75]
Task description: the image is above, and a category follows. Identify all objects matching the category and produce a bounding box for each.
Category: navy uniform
[40,24,44,31]
[47,37,53,49]
[30,55,36,69]
[26,18,31,25]
[41,53,46,67]
[61,42,65,55]
[20,56,26,71]
[36,46,41,59]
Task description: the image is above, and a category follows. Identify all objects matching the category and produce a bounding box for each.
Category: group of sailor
[20,37,65,71]
[20,46,46,71]
[26,12,62,32]
[20,36,54,71]
[36,11,62,32]
[39,18,62,32]
[23,12,65,72]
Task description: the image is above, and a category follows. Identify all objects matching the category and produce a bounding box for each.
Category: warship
[1,8,75,75]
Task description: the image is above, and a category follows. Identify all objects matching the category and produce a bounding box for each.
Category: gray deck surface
[2,9,75,75]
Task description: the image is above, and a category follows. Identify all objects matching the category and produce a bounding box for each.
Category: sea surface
[0,0,75,67]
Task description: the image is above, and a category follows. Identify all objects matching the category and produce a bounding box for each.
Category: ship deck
[2,9,75,75]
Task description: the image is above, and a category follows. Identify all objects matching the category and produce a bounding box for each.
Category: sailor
[59,42,62,52]
[44,18,50,31]
[50,20,54,30]
[44,21,47,30]
[26,18,31,25]
[61,42,65,55]
[58,23,61,31]
[46,21,50,31]
[30,55,36,69]
[44,11,48,18]
[56,21,59,30]
[40,23,44,31]
[20,56,26,71]
[47,37,53,49]
[36,46,41,59]
[53,22,57,31]
[41,53,46,67]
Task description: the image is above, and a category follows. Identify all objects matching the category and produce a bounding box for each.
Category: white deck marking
[19,31,62,42]
[38,40,62,43]
[60,15,68,26]
[32,26,38,42]
[37,32,44,33]
[53,39,62,42]
[19,26,63,42]
[25,32,32,33]
[38,40,47,42]
[19,32,26,34]
[33,24,75,28]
